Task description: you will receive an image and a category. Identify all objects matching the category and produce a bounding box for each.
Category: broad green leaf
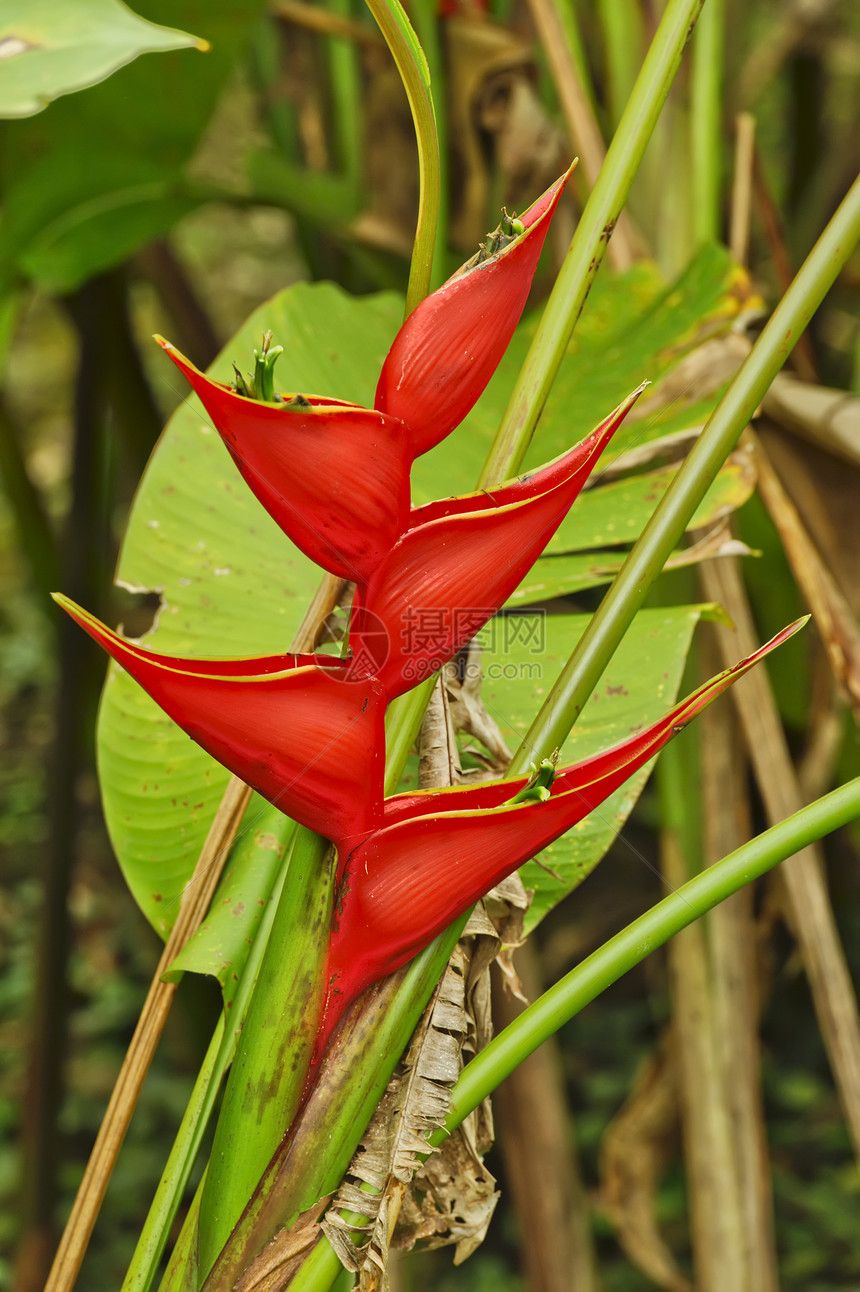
[0,1,266,292]
[0,0,203,119]
[478,606,715,931]
[97,283,401,936]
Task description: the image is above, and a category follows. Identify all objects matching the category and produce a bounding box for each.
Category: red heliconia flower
[375,163,576,454]
[156,166,574,584]
[317,620,805,1055]
[349,385,646,699]
[156,339,414,587]
[53,595,386,854]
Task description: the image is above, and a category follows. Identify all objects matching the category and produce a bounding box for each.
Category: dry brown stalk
[524,0,638,270]
[270,0,384,46]
[599,1041,689,1292]
[661,811,747,1291]
[752,433,860,724]
[699,632,779,1292]
[730,113,756,267]
[699,555,860,1159]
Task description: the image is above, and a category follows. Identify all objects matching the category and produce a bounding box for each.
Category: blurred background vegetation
[1,0,859,1289]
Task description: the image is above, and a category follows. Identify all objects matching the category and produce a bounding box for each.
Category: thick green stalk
[691,0,725,246]
[364,0,440,315]
[479,0,706,485]
[440,778,860,1136]
[123,828,297,1292]
[293,779,860,1292]
[196,828,334,1279]
[199,918,468,1291]
[509,170,860,772]
[383,676,437,792]
[158,1181,202,1292]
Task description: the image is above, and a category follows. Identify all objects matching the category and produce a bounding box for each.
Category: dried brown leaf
[445,17,565,251]
[752,433,860,724]
[418,676,460,790]
[232,1200,329,1292]
[633,333,754,416]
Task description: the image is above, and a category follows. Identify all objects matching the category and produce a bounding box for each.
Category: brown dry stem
[699,554,860,1159]
[524,0,638,270]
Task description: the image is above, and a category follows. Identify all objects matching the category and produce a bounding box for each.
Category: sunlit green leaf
[0,0,203,119]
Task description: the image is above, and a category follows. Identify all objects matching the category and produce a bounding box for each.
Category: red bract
[156,339,414,586]
[318,620,805,1054]
[350,386,645,698]
[375,164,576,454]
[157,169,574,585]
[54,595,386,854]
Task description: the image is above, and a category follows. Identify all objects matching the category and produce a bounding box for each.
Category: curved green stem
[291,778,860,1292]
[409,0,449,290]
[509,169,860,771]
[364,0,440,315]
[439,778,860,1137]
[479,0,706,485]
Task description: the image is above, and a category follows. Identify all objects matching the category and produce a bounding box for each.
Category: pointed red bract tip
[318,617,805,1042]
[157,338,414,586]
[374,165,575,456]
[53,593,386,854]
[411,383,647,526]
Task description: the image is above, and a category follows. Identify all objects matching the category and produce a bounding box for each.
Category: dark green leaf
[0,0,266,292]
